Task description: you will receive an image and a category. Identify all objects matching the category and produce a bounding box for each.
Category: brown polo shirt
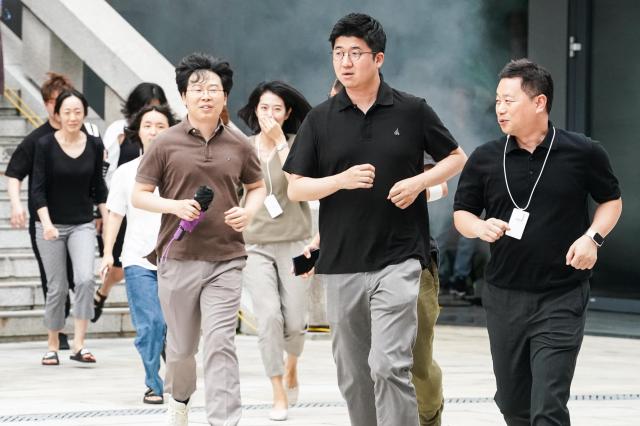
[136,118,262,263]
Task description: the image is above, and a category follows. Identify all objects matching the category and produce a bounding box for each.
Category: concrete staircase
[0,97,133,342]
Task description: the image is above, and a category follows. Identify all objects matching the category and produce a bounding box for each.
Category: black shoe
[450,276,471,297]
[91,290,108,323]
[59,332,70,350]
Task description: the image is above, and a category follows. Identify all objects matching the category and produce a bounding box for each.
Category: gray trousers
[324,258,422,426]
[243,240,309,378]
[158,257,245,426]
[35,222,96,330]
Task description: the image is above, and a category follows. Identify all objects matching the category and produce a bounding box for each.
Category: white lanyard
[503,127,555,211]
[255,137,275,196]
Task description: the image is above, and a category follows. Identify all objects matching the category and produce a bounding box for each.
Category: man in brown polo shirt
[132,53,266,426]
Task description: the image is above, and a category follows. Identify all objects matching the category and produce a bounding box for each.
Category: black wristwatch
[585,229,604,247]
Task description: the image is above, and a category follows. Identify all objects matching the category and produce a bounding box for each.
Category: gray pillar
[21,7,83,89]
[104,86,124,125]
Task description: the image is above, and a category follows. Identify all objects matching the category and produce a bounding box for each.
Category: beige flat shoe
[269,408,288,421]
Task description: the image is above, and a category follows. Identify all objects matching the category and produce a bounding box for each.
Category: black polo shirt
[454,124,621,291]
[283,81,458,274]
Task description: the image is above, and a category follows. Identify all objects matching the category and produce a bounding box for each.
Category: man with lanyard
[132,53,266,425]
[284,13,466,426]
[454,59,622,425]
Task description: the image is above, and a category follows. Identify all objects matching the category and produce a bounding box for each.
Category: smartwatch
[585,229,604,247]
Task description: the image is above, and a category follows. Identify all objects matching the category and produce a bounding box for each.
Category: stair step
[0,280,127,310]
[0,191,28,199]
[0,225,32,249]
[0,249,104,279]
[0,193,30,220]
[1,138,26,167]
[0,107,20,117]
[0,117,31,137]
[0,136,24,145]
[0,96,21,108]
[0,307,134,341]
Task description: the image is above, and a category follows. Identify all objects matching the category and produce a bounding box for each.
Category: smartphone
[292,249,320,276]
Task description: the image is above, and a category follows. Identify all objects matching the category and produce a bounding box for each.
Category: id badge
[264,194,283,218]
[505,208,529,240]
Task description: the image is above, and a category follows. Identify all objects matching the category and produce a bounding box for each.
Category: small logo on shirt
[394,128,400,136]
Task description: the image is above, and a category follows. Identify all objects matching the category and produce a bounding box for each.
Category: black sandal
[41,351,59,366]
[70,348,96,363]
[91,290,108,323]
[143,388,164,404]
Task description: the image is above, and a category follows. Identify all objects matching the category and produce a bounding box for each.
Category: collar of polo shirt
[182,118,224,140]
[335,81,395,112]
[505,121,560,154]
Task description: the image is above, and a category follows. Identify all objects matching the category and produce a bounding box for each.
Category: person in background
[237,81,312,421]
[100,104,176,404]
[31,89,107,365]
[93,82,168,323]
[102,82,168,184]
[4,72,99,351]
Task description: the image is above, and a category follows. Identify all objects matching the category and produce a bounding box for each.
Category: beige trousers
[242,240,309,377]
[158,257,245,426]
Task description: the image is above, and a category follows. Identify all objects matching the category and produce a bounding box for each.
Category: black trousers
[483,281,589,426]
[29,218,73,317]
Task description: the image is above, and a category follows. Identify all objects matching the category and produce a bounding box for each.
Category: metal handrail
[3,87,45,128]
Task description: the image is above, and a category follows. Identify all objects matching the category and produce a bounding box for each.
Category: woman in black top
[32,90,108,365]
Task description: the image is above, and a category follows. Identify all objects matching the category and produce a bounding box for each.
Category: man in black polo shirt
[454,59,622,425]
[284,13,466,426]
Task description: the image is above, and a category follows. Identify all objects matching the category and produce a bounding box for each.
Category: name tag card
[264,194,283,218]
[505,208,529,240]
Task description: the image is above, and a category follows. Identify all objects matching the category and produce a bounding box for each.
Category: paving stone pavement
[0,325,639,425]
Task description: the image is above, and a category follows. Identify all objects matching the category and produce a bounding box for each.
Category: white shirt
[102,119,126,187]
[106,157,160,270]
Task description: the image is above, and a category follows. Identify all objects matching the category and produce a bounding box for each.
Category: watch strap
[585,229,604,247]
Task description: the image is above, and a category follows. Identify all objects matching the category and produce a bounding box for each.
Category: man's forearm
[132,188,174,214]
[243,186,267,217]
[288,175,341,201]
[454,210,483,238]
[589,198,622,237]
[420,147,467,190]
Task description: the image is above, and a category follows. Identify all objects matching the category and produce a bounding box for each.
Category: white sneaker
[167,397,190,426]
[269,408,288,421]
